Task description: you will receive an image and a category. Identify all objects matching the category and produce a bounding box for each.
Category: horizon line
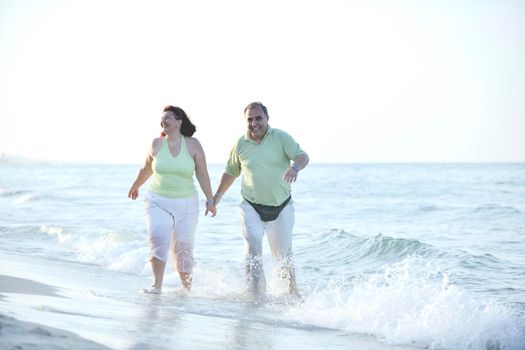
[1,154,524,166]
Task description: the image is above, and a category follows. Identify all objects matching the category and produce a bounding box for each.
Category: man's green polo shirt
[225,126,305,206]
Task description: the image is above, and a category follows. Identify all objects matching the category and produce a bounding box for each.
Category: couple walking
[128,102,309,299]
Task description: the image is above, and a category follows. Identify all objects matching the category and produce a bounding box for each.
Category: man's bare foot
[289,285,303,303]
[244,288,266,305]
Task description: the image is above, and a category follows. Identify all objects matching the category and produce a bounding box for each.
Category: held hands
[205,200,217,217]
[205,193,221,217]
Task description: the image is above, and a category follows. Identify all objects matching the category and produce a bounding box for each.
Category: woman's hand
[128,185,139,200]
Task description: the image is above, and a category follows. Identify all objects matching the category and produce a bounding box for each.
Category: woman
[128,105,216,294]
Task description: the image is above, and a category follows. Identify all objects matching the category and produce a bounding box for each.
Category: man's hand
[284,167,299,183]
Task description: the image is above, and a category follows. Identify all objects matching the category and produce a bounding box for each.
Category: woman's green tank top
[149,137,197,199]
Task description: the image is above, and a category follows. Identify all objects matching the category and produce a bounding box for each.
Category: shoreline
[0,275,112,350]
[0,314,112,350]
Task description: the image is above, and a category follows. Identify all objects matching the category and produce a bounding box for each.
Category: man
[210,102,309,299]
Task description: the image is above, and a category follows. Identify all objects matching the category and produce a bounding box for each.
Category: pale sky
[1,0,524,164]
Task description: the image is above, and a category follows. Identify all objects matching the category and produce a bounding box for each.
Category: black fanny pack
[245,196,292,222]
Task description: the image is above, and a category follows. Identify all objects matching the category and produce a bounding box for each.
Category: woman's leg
[172,195,199,290]
[178,271,192,290]
[150,257,167,292]
[144,196,174,293]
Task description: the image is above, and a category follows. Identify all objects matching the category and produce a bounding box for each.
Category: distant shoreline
[1,154,524,167]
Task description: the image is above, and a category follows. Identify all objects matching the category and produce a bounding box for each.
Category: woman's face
[160,111,181,133]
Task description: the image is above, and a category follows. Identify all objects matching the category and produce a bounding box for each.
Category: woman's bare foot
[142,287,162,294]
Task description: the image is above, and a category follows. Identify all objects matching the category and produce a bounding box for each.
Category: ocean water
[1,160,524,349]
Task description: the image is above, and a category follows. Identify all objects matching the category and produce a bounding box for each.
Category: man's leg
[240,201,266,297]
[266,203,300,297]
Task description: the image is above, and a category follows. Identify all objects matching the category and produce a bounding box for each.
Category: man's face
[245,106,269,141]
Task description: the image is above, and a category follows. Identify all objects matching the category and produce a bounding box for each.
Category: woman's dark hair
[162,105,196,137]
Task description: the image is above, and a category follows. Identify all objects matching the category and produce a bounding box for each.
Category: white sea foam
[40,225,70,241]
[191,262,245,298]
[40,225,149,274]
[286,256,525,350]
[75,236,148,274]
[14,192,38,204]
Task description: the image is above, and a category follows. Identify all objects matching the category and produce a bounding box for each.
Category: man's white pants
[240,200,295,294]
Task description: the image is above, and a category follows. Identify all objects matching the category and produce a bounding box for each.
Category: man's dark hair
[244,101,269,117]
